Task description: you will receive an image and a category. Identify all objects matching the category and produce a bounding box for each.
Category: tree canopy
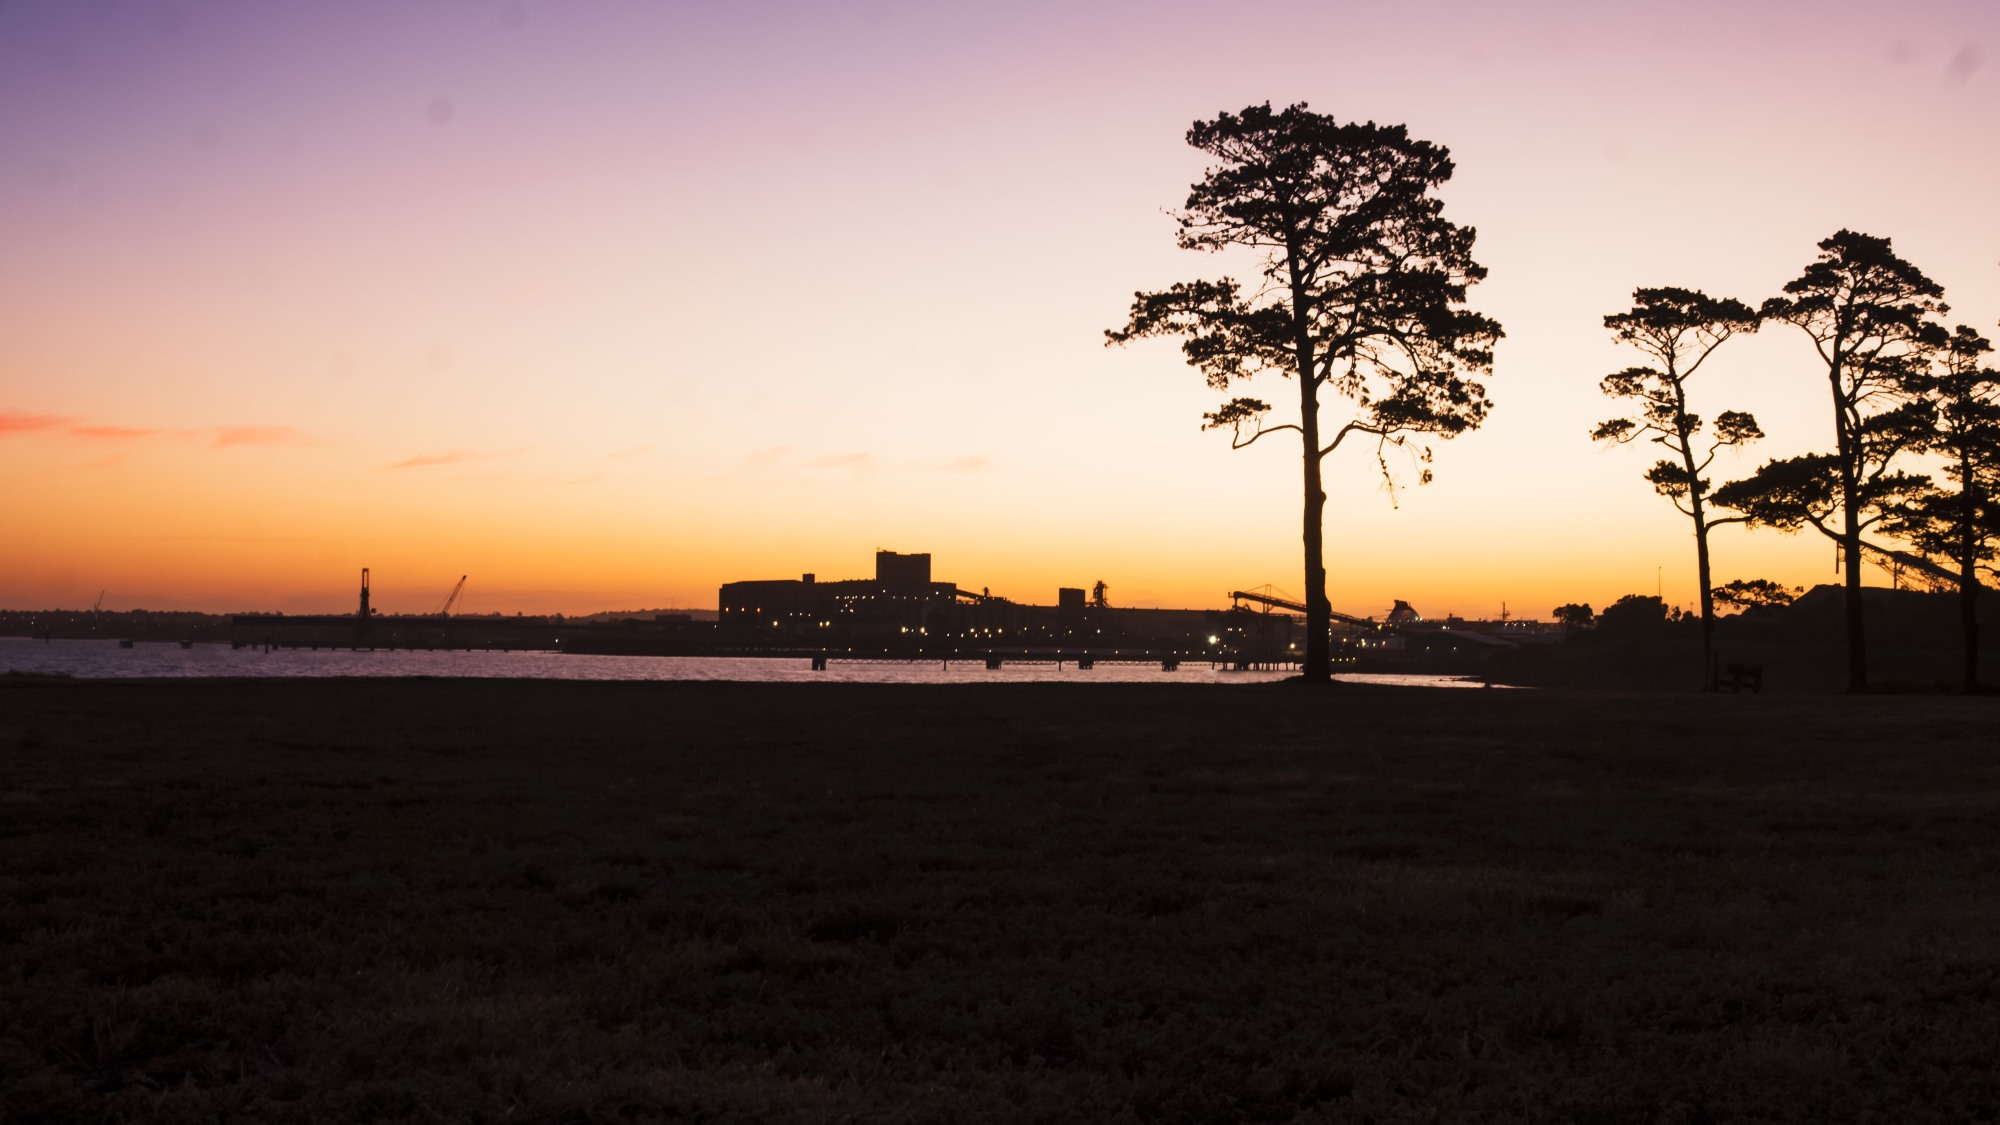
[1552,603,1595,630]
[1108,103,1500,682]
[1591,287,1761,687]
[1888,325,2000,688]
[1712,579,1797,613]
[1711,230,1947,691]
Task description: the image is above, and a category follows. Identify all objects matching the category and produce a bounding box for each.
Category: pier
[803,648,1302,672]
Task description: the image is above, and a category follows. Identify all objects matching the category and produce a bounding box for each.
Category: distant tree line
[1594,232,2000,692]
[1113,104,1998,693]
[1550,582,1799,638]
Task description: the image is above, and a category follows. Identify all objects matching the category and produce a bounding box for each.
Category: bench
[1716,661,1764,694]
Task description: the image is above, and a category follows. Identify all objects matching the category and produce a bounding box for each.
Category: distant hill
[0,608,235,643]
[568,608,718,624]
[1487,585,2000,693]
[0,606,720,642]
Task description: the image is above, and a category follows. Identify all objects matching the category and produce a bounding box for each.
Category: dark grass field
[5,676,2000,1123]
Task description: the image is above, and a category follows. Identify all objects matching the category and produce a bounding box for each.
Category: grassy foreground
[4,677,2000,1123]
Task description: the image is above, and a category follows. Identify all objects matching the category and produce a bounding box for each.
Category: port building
[719,551,1294,659]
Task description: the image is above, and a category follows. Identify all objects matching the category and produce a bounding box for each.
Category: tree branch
[1233,422,1302,450]
[1322,420,1386,459]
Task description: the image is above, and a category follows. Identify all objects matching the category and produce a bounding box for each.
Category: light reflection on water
[0,637,1494,688]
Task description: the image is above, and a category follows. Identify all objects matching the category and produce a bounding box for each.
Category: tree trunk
[1682,424,1716,691]
[1298,372,1330,683]
[1832,368,1867,693]
[1692,511,1716,691]
[1301,415,1329,683]
[1961,562,1979,693]
[1289,250,1331,684]
[1961,456,1979,692]
[1840,469,1867,693]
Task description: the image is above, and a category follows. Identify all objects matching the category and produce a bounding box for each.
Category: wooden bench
[1716,661,1764,694]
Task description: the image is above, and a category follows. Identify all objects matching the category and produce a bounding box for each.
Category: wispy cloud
[382,448,522,470]
[124,534,323,544]
[1947,43,1983,87]
[0,410,75,436]
[808,452,874,470]
[210,425,301,447]
[69,424,159,441]
[739,448,986,478]
[6,411,310,450]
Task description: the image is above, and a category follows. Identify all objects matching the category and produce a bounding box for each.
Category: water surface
[0,638,1493,687]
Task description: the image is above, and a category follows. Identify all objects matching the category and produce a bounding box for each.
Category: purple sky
[2,0,1996,614]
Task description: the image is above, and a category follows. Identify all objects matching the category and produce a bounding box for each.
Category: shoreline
[0,638,1500,688]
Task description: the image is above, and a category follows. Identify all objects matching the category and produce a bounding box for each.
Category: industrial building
[718,551,1295,660]
[219,559,1551,668]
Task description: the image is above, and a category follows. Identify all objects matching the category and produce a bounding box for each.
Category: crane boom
[1229,588,1377,627]
[1859,541,1961,593]
[434,575,468,616]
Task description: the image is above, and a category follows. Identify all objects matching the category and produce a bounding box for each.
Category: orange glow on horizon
[3,2,1994,620]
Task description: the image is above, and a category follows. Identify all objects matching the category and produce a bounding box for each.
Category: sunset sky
[4,0,1997,619]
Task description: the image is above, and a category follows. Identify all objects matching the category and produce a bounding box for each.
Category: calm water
[0,637,1494,687]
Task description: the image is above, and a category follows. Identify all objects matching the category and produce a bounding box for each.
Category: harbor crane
[1860,541,1960,594]
[1229,585,1379,628]
[432,575,468,617]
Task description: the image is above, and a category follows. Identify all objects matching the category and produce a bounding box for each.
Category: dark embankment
[5,677,1999,1121]
[1486,586,2000,692]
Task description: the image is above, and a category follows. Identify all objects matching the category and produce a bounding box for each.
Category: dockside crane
[433,576,468,617]
[1860,541,1960,594]
[1229,585,1379,628]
